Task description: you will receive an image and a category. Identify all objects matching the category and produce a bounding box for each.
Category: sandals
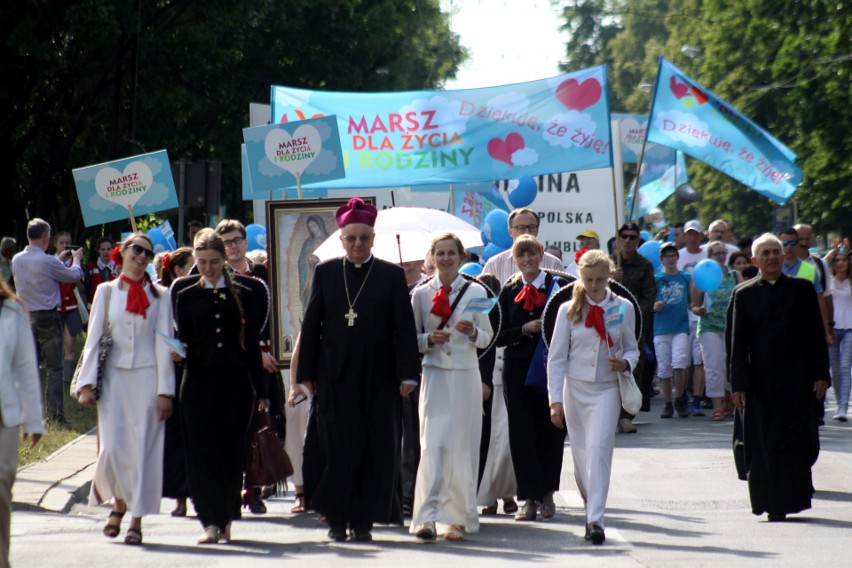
[480,502,498,516]
[414,521,436,541]
[444,524,464,541]
[712,409,725,421]
[540,493,556,519]
[124,527,143,545]
[502,498,518,515]
[291,494,306,514]
[103,510,125,538]
[514,500,537,521]
[197,526,220,544]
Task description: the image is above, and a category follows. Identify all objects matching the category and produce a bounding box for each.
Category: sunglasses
[620,234,640,240]
[130,244,155,259]
[341,234,372,244]
[782,239,798,247]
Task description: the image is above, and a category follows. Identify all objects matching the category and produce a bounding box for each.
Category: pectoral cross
[345,308,358,327]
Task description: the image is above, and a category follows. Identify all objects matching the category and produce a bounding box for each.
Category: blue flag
[625,149,688,218]
[646,57,801,205]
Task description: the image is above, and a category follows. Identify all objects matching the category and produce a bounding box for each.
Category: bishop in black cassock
[726,234,830,521]
[297,198,419,542]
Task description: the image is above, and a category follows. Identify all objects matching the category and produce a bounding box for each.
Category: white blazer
[412,274,493,371]
[0,298,44,433]
[75,279,175,397]
[547,292,640,405]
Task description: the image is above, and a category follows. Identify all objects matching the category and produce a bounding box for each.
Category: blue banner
[72,150,178,227]
[646,57,801,205]
[270,66,612,189]
[242,115,346,198]
[625,150,688,218]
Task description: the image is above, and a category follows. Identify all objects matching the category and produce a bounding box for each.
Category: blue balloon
[638,240,662,271]
[482,242,507,262]
[640,230,652,242]
[507,175,537,208]
[459,262,483,276]
[482,210,512,249]
[693,259,723,293]
[480,229,490,246]
[146,227,171,253]
[245,223,267,251]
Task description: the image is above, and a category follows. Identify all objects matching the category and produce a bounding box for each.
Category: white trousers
[282,370,310,486]
[411,367,482,533]
[698,332,727,398]
[564,379,621,528]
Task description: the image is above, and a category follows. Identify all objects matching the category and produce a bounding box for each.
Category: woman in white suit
[409,232,493,541]
[76,234,175,545]
[547,250,639,545]
[0,277,44,566]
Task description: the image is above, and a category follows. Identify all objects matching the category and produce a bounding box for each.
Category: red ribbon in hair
[575,247,590,265]
[162,252,172,272]
[109,244,123,266]
[514,283,546,311]
[120,274,151,318]
[585,305,613,348]
[430,285,453,322]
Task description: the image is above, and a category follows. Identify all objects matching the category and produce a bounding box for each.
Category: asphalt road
[11,396,852,567]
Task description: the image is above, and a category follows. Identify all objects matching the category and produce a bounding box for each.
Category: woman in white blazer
[547,250,639,545]
[0,277,44,566]
[76,234,175,545]
[409,233,493,541]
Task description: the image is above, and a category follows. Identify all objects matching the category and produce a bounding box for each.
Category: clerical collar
[345,254,373,269]
[522,271,546,289]
[202,275,227,289]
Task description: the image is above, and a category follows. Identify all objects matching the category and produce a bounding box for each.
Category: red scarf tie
[120,275,151,318]
[585,305,613,348]
[430,285,453,323]
[514,283,546,311]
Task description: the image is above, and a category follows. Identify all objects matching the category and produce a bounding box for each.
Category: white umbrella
[312,206,484,264]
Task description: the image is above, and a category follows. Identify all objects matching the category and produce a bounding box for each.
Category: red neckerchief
[120,274,150,318]
[430,285,452,323]
[514,283,546,311]
[585,305,613,348]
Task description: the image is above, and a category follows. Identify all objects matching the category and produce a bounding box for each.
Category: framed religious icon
[267,197,375,366]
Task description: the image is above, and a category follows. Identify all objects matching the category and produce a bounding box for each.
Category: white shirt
[547,291,640,404]
[832,277,852,329]
[483,249,564,287]
[0,298,44,433]
[412,274,493,370]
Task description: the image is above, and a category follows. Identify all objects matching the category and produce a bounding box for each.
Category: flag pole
[628,137,649,224]
[610,119,624,268]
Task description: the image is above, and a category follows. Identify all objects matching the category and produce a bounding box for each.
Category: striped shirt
[482,249,565,288]
[11,246,83,311]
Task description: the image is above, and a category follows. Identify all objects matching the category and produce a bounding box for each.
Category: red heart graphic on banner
[556,78,602,111]
[487,133,525,166]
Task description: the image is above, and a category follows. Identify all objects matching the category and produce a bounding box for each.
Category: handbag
[73,287,89,326]
[70,285,112,400]
[618,370,642,415]
[245,410,294,487]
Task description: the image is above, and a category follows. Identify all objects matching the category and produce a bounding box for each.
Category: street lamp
[637,83,654,92]
[681,44,702,58]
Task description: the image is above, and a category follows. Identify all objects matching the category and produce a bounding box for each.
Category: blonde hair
[566,249,613,323]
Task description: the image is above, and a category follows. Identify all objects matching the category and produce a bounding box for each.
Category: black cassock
[298,256,419,530]
[726,274,830,516]
[171,275,267,530]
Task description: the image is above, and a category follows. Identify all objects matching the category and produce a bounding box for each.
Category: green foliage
[3,0,463,243]
[554,0,851,240]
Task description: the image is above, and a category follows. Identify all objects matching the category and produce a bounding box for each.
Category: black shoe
[585,522,605,545]
[767,513,787,522]
[245,489,267,515]
[674,397,690,418]
[661,403,674,419]
[328,526,347,542]
[349,529,372,542]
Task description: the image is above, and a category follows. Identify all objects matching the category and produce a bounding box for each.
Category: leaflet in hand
[463,297,498,313]
[157,332,186,357]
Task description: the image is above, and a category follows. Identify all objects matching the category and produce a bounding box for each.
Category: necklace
[343,257,374,327]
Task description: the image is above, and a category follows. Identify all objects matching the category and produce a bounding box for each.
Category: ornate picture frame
[266,197,375,366]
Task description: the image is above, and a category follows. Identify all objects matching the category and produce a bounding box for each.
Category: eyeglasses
[130,244,155,259]
[782,239,798,247]
[223,237,245,248]
[510,224,539,232]
[341,234,372,244]
[620,234,639,240]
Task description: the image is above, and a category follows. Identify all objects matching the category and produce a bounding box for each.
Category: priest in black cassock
[297,197,420,542]
[726,233,830,522]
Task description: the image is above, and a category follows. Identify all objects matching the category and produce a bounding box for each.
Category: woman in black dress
[171,229,269,544]
[496,235,567,522]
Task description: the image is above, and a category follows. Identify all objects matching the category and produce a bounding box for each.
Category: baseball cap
[660,242,679,256]
[684,220,704,233]
[576,229,600,242]
[618,222,641,235]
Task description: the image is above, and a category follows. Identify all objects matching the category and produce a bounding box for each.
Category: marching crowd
[0,200,847,559]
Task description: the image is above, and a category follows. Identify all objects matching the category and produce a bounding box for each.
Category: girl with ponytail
[171,228,269,545]
[547,249,639,545]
